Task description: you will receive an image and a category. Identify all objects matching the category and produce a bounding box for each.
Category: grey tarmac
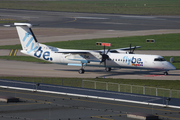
[0,59,179,80]
[1,88,180,120]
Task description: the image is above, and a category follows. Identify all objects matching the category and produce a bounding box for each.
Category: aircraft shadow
[54,68,180,78]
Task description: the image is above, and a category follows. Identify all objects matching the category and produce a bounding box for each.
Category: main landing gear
[164,71,168,75]
[78,63,85,74]
[105,67,111,72]
[79,69,85,74]
[78,64,112,74]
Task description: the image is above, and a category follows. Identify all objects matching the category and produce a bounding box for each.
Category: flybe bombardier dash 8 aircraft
[6,23,176,75]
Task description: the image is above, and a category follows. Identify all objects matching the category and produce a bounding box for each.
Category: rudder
[14,23,39,54]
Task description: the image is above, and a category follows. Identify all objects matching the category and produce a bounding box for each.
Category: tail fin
[14,23,39,54]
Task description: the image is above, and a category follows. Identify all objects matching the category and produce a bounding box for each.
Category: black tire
[105,67,111,72]
[164,72,168,75]
[79,69,85,74]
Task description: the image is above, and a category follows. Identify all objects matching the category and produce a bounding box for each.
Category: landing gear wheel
[164,71,168,75]
[79,69,85,74]
[105,67,111,72]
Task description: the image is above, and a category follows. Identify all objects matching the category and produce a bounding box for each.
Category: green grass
[0,56,50,63]
[0,45,22,49]
[0,33,180,50]
[45,33,180,50]
[0,0,180,15]
[1,76,180,90]
[2,76,180,98]
[1,76,180,98]
[0,20,28,24]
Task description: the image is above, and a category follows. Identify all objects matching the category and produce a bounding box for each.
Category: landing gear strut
[164,71,168,75]
[78,63,86,74]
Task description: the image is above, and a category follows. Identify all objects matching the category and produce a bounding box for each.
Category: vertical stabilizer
[14,23,39,53]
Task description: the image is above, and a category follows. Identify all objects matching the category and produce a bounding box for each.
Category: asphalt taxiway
[0,59,179,80]
[1,9,180,30]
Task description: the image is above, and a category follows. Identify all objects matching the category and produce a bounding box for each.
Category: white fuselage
[21,43,176,72]
[11,22,176,74]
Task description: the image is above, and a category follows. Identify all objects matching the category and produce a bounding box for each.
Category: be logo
[34,47,53,61]
[123,56,143,66]
[131,56,143,66]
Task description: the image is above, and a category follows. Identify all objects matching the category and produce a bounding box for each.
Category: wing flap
[56,52,90,54]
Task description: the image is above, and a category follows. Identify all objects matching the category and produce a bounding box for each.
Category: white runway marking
[1,15,39,19]
[76,17,109,19]
[120,15,156,19]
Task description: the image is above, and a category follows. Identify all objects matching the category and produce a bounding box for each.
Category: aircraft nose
[168,63,176,70]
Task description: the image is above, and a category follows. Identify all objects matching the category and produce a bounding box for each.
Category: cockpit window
[154,58,166,61]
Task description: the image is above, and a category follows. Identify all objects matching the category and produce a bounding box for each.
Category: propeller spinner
[96,42,111,69]
[99,43,111,68]
[101,47,110,67]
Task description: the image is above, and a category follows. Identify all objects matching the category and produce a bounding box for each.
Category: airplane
[5,23,176,75]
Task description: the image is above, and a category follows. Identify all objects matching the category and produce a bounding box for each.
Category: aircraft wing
[109,46,141,53]
[118,46,141,50]
[56,51,90,54]
[56,50,101,63]
[56,45,141,55]
[56,50,101,54]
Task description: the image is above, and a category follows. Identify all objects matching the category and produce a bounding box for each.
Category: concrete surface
[0,59,179,80]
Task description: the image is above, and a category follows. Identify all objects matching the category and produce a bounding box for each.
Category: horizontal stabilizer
[4,23,39,28]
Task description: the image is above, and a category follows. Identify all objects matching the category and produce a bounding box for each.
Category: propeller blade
[129,44,136,54]
[100,44,110,69]
[104,45,105,54]
[106,48,110,54]
[132,46,136,53]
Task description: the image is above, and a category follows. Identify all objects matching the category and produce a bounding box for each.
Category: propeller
[132,46,136,53]
[129,44,136,54]
[100,46,110,68]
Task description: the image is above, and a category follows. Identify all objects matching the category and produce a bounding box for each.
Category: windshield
[154,58,166,61]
